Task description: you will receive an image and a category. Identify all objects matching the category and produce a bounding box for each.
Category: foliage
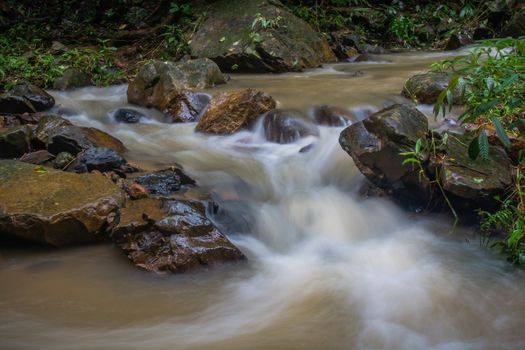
[0,37,123,89]
[432,38,525,160]
[388,15,417,47]
[480,168,525,266]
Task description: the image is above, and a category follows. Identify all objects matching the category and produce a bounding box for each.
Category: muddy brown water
[1,50,525,350]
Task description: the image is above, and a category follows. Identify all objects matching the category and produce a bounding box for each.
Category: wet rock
[52,68,91,90]
[313,105,359,126]
[0,125,32,158]
[445,33,474,50]
[46,125,93,155]
[73,147,126,173]
[134,168,196,196]
[356,43,387,55]
[111,197,245,273]
[113,108,147,124]
[401,71,461,105]
[0,115,21,128]
[34,115,73,146]
[353,54,375,62]
[196,89,276,134]
[19,150,54,165]
[0,82,55,114]
[165,91,211,123]
[263,109,319,144]
[189,0,336,73]
[126,183,149,200]
[0,160,125,246]
[127,59,223,122]
[437,134,512,206]
[80,127,126,153]
[53,151,75,169]
[339,104,430,201]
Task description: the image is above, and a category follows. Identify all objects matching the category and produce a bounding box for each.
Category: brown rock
[196,89,276,134]
[127,183,149,199]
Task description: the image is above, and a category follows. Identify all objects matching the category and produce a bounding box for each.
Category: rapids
[1,51,525,350]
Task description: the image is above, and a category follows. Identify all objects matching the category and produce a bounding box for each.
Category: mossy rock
[189,0,336,73]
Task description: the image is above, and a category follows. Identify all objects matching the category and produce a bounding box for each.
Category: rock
[127,59,223,121]
[111,197,245,273]
[437,134,512,206]
[356,43,387,54]
[34,115,73,146]
[43,121,126,156]
[80,127,126,153]
[53,151,75,169]
[189,0,336,73]
[196,89,276,134]
[502,9,525,38]
[263,109,319,144]
[0,160,124,246]
[134,168,196,196]
[52,68,91,90]
[0,82,55,114]
[50,41,67,52]
[19,150,54,165]
[126,183,149,200]
[73,147,126,173]
[312,105,359,126]
[401,71,461,105]
[113,108,147,123]
[445,33,473,50]
[339,104,430,201]
[0,125,32,158]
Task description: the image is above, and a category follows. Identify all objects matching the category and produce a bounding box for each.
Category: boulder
[353,54,376,62]
[134,168,196,196]
[437,134,512,206]
[196,89,276,134]
[263,109,319,144]
[312,105,359,126]
[36,116,126,155]
[0,160,125,246]
[339,104,430,200]
[73,147,126,173]
[112,108,147,124]
[52,68,91,90]
[127,59,222,122]
[401,71,461,105]
[111,197,245,273]
[165,91,211,123]
[0,82,55,114]
[189,0,336,73]
[0,125,32,158]
[445,33,474,50]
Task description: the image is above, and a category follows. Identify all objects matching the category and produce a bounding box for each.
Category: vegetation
[432,38,525,265]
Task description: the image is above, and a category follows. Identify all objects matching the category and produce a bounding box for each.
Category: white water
[1,51,525,350]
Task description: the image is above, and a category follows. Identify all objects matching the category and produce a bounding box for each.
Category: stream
[1,51,525,350]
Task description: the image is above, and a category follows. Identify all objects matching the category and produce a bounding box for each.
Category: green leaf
[446,90,453,112]
[402,158,419,165]
[433,89,447,117]
[219,36,226,43]
[490,116,511,147]
[415,138,422,155]
[478,130,490,161]
[33,165,48,174]
[468,136,480,160]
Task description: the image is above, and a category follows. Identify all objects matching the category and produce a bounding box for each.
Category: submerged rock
[73,147,126,173]
[312,105,359,127]
[52,68,91,90]
[0,160,124,246]
[189,0,335,73]
[134,168,196,196]
[263,109,319,144]
[401,71,461,105]
[165,91,211,123]
[0,125,32,158]
[111,197,245,273]
[0,82,55,114]
[196,89,276,134]
[113,108,147,124]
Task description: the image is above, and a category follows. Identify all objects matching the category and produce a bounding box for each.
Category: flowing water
[1,51,525,350]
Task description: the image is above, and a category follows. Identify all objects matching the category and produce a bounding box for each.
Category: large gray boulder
[189,0,336,73]
[401,71,461,105]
